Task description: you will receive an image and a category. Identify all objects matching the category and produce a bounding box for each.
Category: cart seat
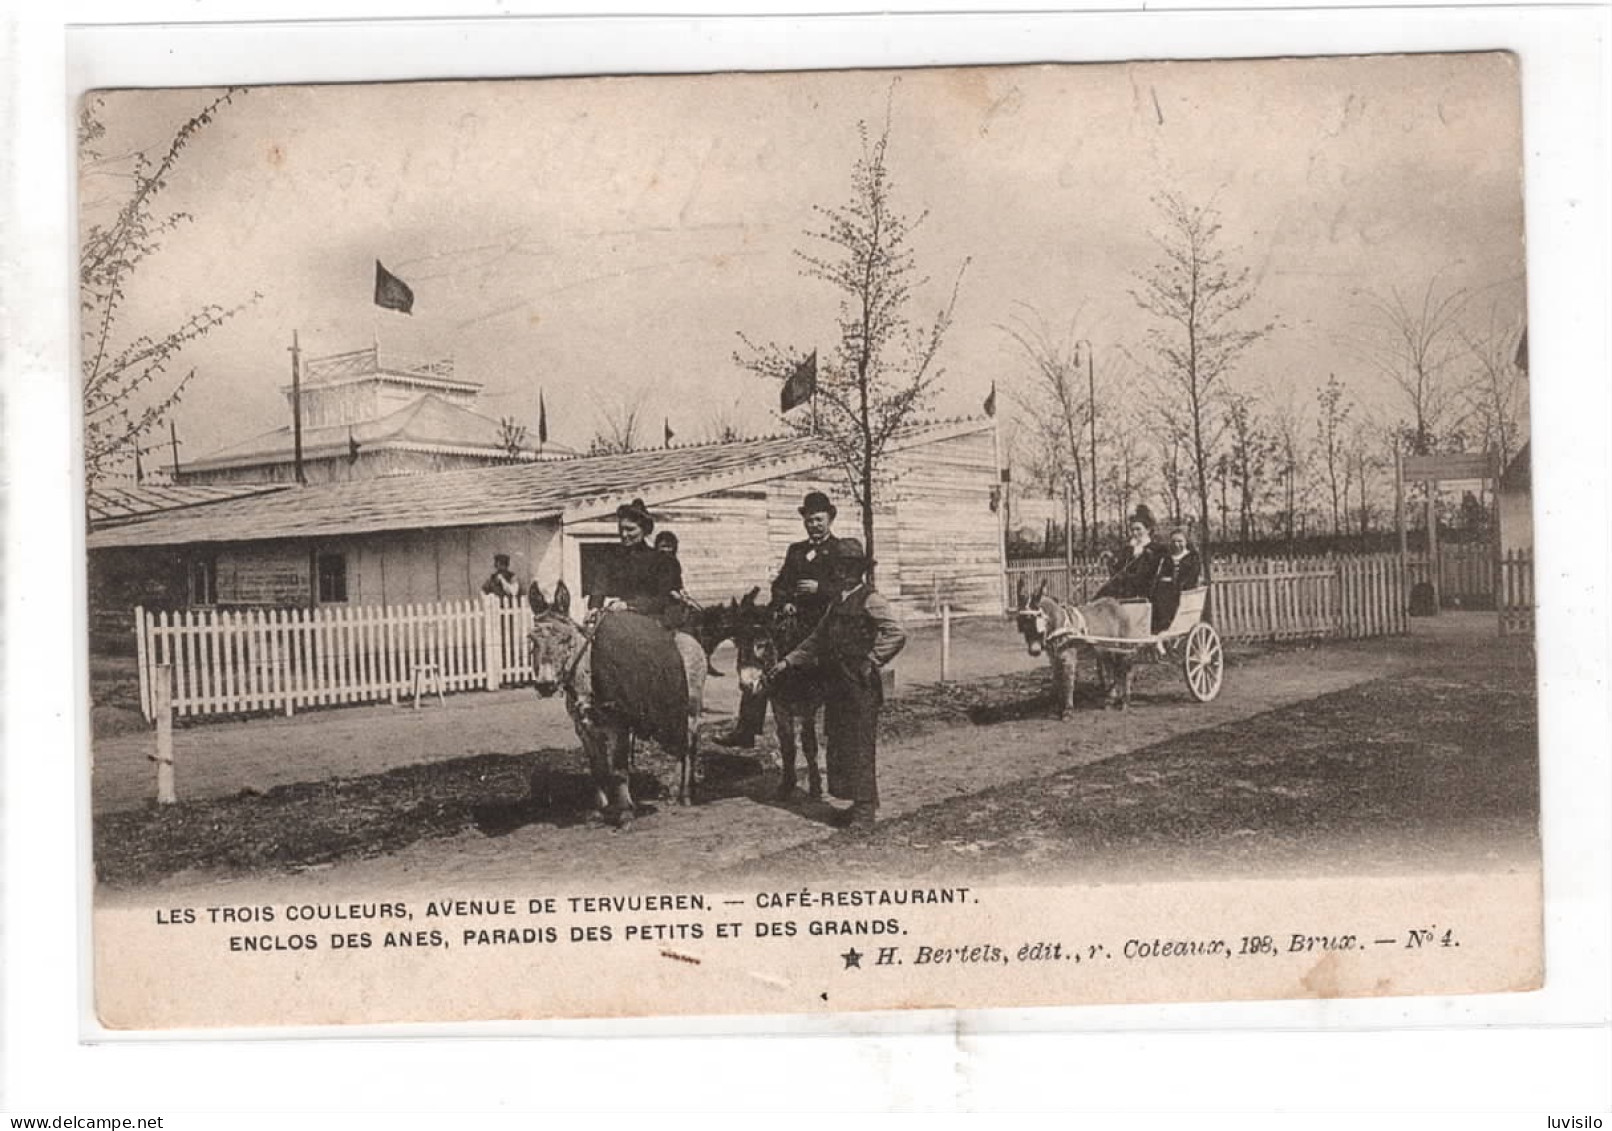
[1162,586,1209,637]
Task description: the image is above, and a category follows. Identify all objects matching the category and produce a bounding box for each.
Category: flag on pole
[538,391,549,446]
[781,350,817,413]
[374,260,415,315]
[348,427,361,464]
[664,418,675,447]
[983,380,997,418]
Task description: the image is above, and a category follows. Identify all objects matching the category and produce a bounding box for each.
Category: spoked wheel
[1182,622,1224,702]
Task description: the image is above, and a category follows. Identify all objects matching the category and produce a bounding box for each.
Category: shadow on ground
[93,680,1053,887]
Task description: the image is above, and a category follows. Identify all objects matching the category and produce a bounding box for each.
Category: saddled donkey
[1012,578,1145,713]
[526,581,708,827]
[731,600,826,801]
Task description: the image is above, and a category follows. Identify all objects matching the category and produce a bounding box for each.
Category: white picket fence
[1497,549,1534,637]
[1213,554,1406,641]
[135,596,535,722]
[1005,552,1407,643]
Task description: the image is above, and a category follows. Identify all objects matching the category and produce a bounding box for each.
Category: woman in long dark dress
[1096,516,1167,601]
[593,499,681,618]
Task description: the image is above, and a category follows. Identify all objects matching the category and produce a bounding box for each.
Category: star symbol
[841,948,863,969]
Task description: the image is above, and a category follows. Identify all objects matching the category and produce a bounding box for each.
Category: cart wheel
[1182,622,1223,702]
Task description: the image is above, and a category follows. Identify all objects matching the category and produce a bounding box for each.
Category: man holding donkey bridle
[763,537,906,829]
[715,490,847,749]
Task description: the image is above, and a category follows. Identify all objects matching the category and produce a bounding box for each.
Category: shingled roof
[86,482,291,529]
[87,418,992,550]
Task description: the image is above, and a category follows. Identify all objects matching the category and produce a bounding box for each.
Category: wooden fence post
[483,594,502,690]
[153,663,175,805]
[133,605,150,721]
[941,604,952,683]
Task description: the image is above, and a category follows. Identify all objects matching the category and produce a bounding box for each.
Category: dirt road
[93,620,1518,906]
[91,614,1043,814]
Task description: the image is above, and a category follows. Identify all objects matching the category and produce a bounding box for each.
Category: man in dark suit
[768,539,906,829]
[715,490,845,748]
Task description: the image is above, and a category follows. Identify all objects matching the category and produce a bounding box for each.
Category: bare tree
[1314,374,1352,536]
[1265,387,1311,545]
[699,397,746,445]
[1458,306,1528,467]
[1000,306,1092,548]
[1098,397,1152,537]
[1212,452,1233,544]
[1344,418,1387,537]
[588,389,648,455]
[497,416,529,463]
[79,89,260,492]
[735,89,968,564]
[1356,276,1471,456]
[1222,390,1273,543]
[1131,190,1275,561]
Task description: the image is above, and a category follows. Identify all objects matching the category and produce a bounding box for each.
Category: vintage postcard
[81,55,1539,1030]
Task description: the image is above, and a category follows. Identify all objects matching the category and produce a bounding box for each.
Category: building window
[317,553,348,604]
[189,556,218,607]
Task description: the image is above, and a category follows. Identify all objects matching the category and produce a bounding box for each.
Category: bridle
[1039,598,1084,651]
[531,612,590,696]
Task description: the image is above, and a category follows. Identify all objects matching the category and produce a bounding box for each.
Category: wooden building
[1497,441,1532,557]
[87,419,1005,632]
[175,345,573,486]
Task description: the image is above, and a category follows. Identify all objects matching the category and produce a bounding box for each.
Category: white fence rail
[1005,552,1407,643]
[136,596,534,722]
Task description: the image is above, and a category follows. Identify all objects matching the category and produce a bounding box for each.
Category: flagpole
[810,349,819,436]
[290,330,306,486]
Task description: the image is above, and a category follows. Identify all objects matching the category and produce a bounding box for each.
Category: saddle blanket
[591,610,688,752]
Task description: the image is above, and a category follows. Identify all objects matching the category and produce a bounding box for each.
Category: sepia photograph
[78,55,1543,1029]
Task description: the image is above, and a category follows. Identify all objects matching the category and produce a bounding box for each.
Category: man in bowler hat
[715,490,846,748]
[767,539,906,829]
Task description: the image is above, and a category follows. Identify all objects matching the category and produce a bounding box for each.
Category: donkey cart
[1062,585,1226,703]
[1015,581,1225,712]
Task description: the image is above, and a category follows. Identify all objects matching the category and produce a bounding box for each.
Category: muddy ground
[93,616,1537,903]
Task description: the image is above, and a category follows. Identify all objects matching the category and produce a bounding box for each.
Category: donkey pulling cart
[1014,581,1225,712]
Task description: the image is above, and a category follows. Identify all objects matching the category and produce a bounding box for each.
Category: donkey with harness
[729,597,828,801]
[1012,576,1224,712]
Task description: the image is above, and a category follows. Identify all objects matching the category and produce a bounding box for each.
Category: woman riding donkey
[529,498,707,825]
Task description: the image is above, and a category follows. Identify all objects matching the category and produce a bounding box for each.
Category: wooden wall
[205,521,556,609]
[560,428,1001,620]
[216,543,310,606]
[884,428,1003,618]
[1499,486,1532,557]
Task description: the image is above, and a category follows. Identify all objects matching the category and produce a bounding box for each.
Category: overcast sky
[82,54,1525,466]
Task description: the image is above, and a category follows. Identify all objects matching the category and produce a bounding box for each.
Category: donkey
[526,581,708,827]
[1012,578,1142,713]
[684,586,765,677]
[731,602,826,801]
